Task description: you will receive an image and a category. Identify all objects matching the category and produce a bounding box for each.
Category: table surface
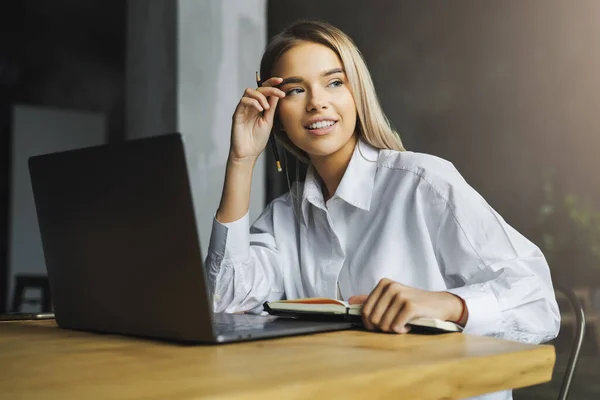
[0,320,555,400]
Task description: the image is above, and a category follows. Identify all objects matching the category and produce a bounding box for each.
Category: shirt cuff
[446,283,502,336]
[209,212,250,261]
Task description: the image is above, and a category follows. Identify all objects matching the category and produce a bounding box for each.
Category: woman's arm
[216,157,256,223]
[207,77,288,313]
[217,77,285,223]
[207,202,287,314]
[439,208,560,343]
[351,165,559,342]
[429,168,560,343]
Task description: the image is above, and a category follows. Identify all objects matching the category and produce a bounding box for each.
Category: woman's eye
[286,87,304,96]
[329,80,343,88]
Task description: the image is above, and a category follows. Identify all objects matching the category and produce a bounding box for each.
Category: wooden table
[0,320,555,399]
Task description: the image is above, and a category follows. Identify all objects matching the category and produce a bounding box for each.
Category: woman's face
[272,41,358,161]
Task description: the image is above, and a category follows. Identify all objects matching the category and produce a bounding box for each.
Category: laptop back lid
[28,133,215,342]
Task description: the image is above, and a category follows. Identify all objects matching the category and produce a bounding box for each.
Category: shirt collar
[301,138,379,221]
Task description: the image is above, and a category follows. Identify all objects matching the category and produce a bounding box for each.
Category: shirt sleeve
[205,202,287,314]
[435,174,560,344]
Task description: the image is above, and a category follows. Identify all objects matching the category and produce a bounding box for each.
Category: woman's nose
[306,87,328,112]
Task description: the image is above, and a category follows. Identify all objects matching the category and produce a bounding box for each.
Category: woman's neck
[310,135,358,201]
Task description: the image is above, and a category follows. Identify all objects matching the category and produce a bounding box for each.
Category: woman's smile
[305,119,338,136]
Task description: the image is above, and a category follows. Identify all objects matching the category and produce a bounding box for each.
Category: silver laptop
[28,133,352,343]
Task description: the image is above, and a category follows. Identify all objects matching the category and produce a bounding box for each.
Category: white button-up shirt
[206,140,559,400]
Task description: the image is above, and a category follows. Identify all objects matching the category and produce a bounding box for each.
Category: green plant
[538,169,600,283]
[564,194,600,263]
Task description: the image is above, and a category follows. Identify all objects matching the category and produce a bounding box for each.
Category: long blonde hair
[260,20,405,163]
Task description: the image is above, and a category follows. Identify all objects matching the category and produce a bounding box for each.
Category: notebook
[264,298,463,333]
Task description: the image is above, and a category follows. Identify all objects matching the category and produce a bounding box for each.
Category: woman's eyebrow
[323,67,344,77]
[278,68,345,87]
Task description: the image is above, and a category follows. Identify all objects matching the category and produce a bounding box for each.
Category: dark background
[0,0,126,312]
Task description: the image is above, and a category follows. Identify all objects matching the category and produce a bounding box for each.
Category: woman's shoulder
[251,182,303,231]
[263,181,304,214]
[377,149,469,196]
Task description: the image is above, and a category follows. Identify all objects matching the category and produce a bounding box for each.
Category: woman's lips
[306,121,337,136]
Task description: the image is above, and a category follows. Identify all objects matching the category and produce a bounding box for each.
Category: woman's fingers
[243,87,285,111]
[361,280,385,319]
[260,76,284,87]
[244,88,270,110]
[378,292,406,331]
[362,279,394,330]
[359,278,420,333]
[263,95,280,121]
[366,286,397,328]
[348,295,368,305]
[390,301,416,333]
[240,97,263,113]
[237,77,285,121]
[258,86,286,98]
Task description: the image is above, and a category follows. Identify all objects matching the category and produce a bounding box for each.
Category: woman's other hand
[348,278,468,333]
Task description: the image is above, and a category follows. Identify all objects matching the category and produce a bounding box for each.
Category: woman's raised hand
[229,77,286,163]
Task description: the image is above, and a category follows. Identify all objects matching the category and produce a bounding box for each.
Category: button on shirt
[206,140,559,400]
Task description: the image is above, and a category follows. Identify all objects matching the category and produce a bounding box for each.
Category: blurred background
[1,0,599,398]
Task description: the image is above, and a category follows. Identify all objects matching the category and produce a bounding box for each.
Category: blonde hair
[260,20,405,163]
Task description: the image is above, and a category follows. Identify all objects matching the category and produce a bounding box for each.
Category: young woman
[207,21,559,344]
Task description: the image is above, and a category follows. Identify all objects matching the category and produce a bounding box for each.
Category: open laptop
[28,133,353,343]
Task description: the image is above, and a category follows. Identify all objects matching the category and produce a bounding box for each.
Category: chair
[557,286,600,354]
[554,285,586,400]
